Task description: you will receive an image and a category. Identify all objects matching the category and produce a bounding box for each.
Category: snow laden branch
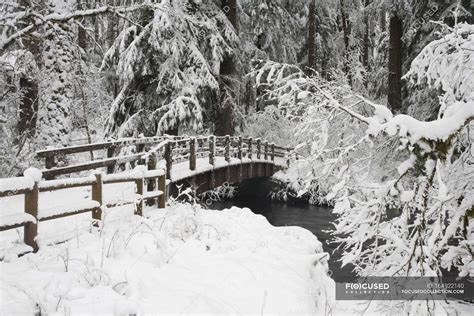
[0,3,158,52]
[251,24,474,289]
[101,0,238,137]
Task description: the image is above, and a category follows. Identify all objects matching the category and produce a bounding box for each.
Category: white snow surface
[23,168,43,183]
[367,100,474,143]
[0,213,36,227]
[38,200,100,220]
[0,203,335,315]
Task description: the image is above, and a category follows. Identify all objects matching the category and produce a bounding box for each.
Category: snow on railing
[35,135,293,180]
[1,135,293,256]
[0,167,166,253]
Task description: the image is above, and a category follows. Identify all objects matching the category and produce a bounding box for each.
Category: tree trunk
[215,0,237,136]
[36,0,76,147]
[306,0,317,76]
[77,0,87,53]
[340,0,352,86]
[18,77,38,137]
[380,9,386,33]
[107,0,119,48]
[321,51,328,80]
[17,0,40,137]
[388,13,403,112]
[362,0,370,87]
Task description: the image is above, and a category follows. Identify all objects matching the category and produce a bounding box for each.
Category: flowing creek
[209,178,357,282]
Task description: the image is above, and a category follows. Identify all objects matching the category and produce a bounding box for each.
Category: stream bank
[208,178,357,282]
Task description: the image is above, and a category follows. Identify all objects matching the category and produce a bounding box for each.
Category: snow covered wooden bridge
[0,136,292,253]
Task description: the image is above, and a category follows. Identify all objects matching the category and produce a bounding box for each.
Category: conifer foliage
[102,0,239,137]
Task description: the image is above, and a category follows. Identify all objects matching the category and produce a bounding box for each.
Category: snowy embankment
[0,203,335,315]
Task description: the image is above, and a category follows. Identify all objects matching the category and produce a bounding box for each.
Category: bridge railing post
[92,173,103,225]
[238,136,243,160]
[209,136,215,166]
[45,155,56,180]
[147,153,158,206]
[158,174,166,209]
[136,140,146,166]
[189,137,196,171]
[271,143,275,162]
[264,141,268,160]
[107,146,116,174]
[165,142,172,179]
[257,139,261,160]
[248,138,253,160]
[225,135,231,163]
[24,180,39,252]
[135,176,144,216]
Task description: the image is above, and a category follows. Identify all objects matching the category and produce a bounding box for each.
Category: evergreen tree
[102,0,239,137]
[215,0,238,136]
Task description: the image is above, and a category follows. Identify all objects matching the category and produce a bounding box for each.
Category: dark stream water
[209,178,357,282]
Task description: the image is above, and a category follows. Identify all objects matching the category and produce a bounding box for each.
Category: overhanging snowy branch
[0,3,158,52]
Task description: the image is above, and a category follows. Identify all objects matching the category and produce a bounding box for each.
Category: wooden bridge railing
[36,135,293,180]
[0,168,166,252]
[1,135,292,254]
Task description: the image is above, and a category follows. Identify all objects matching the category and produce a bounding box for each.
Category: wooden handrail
[3,134,294,255]
[41,153,145,179]
[35,135,294,180]
[36,136,165,157]
[2,134,294,256]
[0,168,167,252]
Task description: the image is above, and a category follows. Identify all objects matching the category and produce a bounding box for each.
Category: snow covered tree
[35,0,77,147]
[102,0,239,137]
[239,0,307,64]
[215,0,238,136]
[273,24,474,287]
[253,24,473,291]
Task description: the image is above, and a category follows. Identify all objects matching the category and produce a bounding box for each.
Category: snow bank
[0,203,334,315]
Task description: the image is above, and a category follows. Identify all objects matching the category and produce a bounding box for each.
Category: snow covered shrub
[200,183,237,205]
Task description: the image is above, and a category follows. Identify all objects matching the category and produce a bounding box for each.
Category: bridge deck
[170,156,286,182]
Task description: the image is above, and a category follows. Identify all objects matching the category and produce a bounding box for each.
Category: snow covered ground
[1,165,471,315]
[1,199,472,315]
[1,203,335,314]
